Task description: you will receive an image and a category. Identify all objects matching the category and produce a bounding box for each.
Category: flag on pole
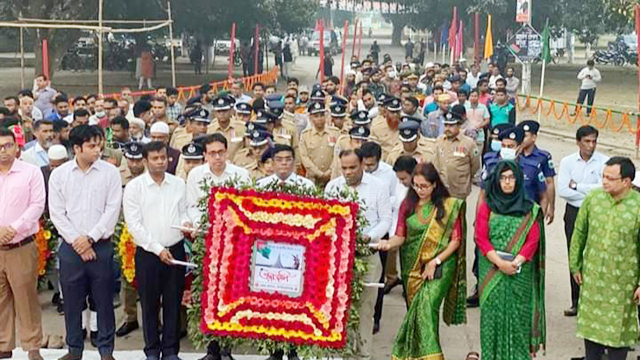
[484,14,494,59]
[448,7,457,51]
[455,21,464,60]
[541,22,552,63]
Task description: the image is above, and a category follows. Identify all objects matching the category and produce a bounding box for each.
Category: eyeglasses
[499,175,516,183]
[412,183,433,191]
[274,156,294,163]
[207,150,227,158]
[603,175,622,182]
[0,143,15,152]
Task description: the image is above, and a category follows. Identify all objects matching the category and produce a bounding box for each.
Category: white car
[308,30,341,56]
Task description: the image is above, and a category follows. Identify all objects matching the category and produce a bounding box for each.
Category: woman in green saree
[377,162,467,360]
[475,160,546,360]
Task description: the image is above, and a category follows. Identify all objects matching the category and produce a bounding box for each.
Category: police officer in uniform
[433,105,481,200]
[234,102,253,124]
[517,120,556,223]
[180,142,205,181]
[233,130,273,180]
[115,142,145,338]
[330,125,373,179]
[371,96,402,161]
[386,118,436,166]
[330,104,350,135]
[170,108,210,151]
[207,95,246,160]
[299,101,339,187]
[486,123,513,155]
[268,100,300,165]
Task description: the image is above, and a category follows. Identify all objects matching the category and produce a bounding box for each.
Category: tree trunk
[391,15,407,46]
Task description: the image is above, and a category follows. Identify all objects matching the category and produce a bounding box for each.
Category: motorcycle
[592,41,628,66]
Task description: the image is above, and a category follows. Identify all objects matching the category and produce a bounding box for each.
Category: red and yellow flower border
[117,223,137,285]
[34,214,58,287]
[200,187,359,349]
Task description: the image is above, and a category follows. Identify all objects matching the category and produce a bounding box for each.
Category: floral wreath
[34,214,59,289]
[187,179,371,358]
[114,220,137,286]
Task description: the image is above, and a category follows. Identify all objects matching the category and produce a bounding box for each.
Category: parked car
[308,30,342,56]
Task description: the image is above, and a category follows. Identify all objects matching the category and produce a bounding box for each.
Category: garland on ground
[187,179,371,358]
[34,214,59,289]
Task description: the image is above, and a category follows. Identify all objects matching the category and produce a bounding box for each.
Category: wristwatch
[87,236,96,245]
[435,257,442,265]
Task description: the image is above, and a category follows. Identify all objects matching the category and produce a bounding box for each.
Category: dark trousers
[136,242,186,358]
[59,241,115,356]
[564,203,581,308]
[374,250,387,323]
[585,339,628,360]
[576,88,596,115]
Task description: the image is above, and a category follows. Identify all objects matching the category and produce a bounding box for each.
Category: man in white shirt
[358,141,398,333]
[22,119,54,168]
[123,141,192,360]
[574,60,602,116]
[48,125,123,360]
[186,133,251,226]
[558,125,608,317]
[466,63,482,89]
[256,144,314,190]
[325,149,391,360]
[488,64,503,90]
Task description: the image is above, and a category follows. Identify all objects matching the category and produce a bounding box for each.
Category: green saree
[392,197,467,360]
[478,204,546,360]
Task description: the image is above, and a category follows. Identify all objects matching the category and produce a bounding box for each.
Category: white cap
[129,117,145,129]
[633,171,640,188]
[150,121,170,135]
[346,69,356,76]
[48,144,68,161]
[425,62,434,68]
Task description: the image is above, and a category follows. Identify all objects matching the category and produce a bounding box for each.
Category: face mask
[490,140,502,152]
[500,147,517,160]
[388,71,396,78]
[96,111,106,118]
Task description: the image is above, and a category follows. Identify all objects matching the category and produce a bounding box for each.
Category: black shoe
[287,350,299,360]
[116,321,139,337]
[178,329,188,340]
[57,300,65,315]
[52,292,60,305]
[266,350,283,360]
[373,320,380,335]
[81,329,87,340]
[466,291,479,308]
[220,350,235,360]
[383,279,401,295]
[198,355,219,360]
[564,307,578,317]
[90,331,98,347]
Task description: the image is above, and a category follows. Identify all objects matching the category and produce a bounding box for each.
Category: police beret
[349,125,371,140]
[181,142,204,160]
[498,126,525,144]
[383,96,402,112]
[307,101,326,115]
[517,120,540,134]
[398,120,420,142]
[235,102,253,115]
[249,130,273,147]
[330,104,347,117]
[124,142,143,160]
[491,123,513,136]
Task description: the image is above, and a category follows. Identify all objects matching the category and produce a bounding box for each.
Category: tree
[273,0,318,35]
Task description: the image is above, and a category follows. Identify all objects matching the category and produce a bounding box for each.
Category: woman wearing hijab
[377,162,466,360]
[475,160,546,360]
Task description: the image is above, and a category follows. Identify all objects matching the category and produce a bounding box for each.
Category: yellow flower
[43,230,52,240]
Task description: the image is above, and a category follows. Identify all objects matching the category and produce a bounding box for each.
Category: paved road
[34,34,639,360]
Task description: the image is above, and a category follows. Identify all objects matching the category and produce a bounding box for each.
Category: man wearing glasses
[256,144,314,191]
[185,133,250,360]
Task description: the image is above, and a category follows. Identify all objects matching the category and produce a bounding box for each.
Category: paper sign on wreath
[199,186,360,349]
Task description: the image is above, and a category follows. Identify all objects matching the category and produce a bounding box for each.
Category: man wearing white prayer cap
[149,122,180,174]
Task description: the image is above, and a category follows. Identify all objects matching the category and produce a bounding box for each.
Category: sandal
[466,352,480,360]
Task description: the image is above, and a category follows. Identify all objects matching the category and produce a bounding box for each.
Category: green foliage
[186,177,372,358]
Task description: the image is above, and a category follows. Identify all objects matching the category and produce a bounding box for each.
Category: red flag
[474,13,481,64]
[254,24,260,75]
[319,19,325,83]
[228,22,236,80]
[42,39,50,79]
[455,21,464,60]
[448,7,457,51]
[352,19,359,58]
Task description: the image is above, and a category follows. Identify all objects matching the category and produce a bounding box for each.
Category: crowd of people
[0,45,637,360]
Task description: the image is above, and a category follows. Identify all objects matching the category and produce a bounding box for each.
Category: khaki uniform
[330,133,353,179]
[273,120,300,164]
[232,148,269,180]
[120,166,141,324]
[299,126,339,186]
[169,127,194,151]
[370,116,399,162]
[433,133,480,199]
[386,136,437,166]
[207,119,246,160]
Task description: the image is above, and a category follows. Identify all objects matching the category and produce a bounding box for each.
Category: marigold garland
[34,214,58,289]
[187,179,372,359]
[117,223,136,284]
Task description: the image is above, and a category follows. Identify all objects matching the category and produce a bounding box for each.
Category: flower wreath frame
[187,178,371,359]
[35,213,59,289]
